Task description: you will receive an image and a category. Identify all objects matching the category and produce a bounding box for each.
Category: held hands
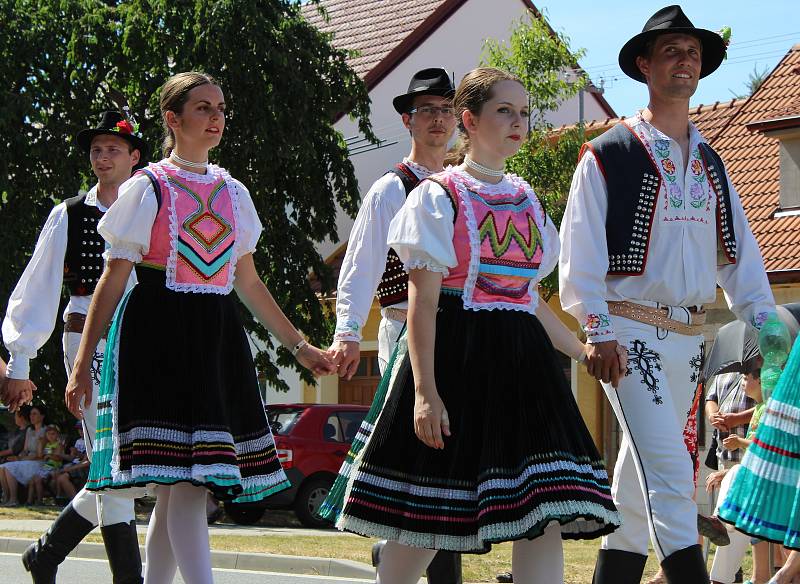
[294,343,337,377]
[582,341,629,388]
[413,386,451,450]
[329,341,360,380]
[0,378,37,412]
[709,412,730,433]
[65,367,92,419]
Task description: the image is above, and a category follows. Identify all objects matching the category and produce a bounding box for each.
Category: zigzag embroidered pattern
[478,212,542,260]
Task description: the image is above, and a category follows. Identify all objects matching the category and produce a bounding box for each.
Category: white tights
[376,522,563,584]
[144,483,212,584]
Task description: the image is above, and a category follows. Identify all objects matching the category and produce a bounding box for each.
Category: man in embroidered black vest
[328,68,462,584]
[2,111,146,583]
[558,6,775,584]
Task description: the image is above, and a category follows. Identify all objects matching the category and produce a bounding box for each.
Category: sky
[533,0,799,118]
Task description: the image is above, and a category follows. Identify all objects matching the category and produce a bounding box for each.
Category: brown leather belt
[384,307,408,322]
[607,301,705,336]
[64,313,107,339]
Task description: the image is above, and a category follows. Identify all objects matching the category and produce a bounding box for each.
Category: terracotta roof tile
[301,0,447,78]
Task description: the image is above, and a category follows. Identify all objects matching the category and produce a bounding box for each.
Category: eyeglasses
[408,106,455,118]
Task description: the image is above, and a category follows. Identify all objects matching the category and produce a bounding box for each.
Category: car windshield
[267,407,305,436]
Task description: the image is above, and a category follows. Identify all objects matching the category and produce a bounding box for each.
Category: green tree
[0,0,373,426]
[482,14,593,299]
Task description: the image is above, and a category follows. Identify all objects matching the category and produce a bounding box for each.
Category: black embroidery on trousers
[689,341,705,384]
[626,339,664,404]
[90,350,103,386]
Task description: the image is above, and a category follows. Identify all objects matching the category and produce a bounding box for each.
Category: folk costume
[559,7,775,581]
[333,67,465,584]
[85,159,289,503]
[324,166,621,555]
[2,111,145,583]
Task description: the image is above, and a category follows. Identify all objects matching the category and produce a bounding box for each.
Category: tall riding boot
[426,550,462,584]
[21,503,96,583]
[592,548,648,584]
[100,521,143,584]
[660,544,710,584]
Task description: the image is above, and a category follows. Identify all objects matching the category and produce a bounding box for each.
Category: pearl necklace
[170,152,208,170]
[464,156,504,178]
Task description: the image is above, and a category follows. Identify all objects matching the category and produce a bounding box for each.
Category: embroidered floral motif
[584,313,612,337]
[753,311,770,330]
[689,341,705,384]
[661,158,676,175]
[625,339,664,404]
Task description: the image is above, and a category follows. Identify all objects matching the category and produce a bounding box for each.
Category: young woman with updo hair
[65,71,335,583]
[323,67,624,583]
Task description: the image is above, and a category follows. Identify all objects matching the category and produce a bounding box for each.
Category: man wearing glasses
[329,67,461,584]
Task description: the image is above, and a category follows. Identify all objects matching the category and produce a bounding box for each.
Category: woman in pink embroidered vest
[64,72,335,584]
[324,68,623,583]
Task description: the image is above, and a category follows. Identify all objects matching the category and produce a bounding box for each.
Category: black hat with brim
[618,5,727,83]
[77,111,148,169]
[393,67,456,114]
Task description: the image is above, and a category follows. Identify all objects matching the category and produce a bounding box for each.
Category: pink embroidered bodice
[435,169,552,313]
[140,162,240,294]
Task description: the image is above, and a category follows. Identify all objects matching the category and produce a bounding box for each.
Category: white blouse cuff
[6,353,31,380]
[404,256,449,276]
[104,245,143,263]
[583,312,616,343]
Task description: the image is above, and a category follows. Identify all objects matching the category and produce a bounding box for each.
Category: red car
[224,403,369,527]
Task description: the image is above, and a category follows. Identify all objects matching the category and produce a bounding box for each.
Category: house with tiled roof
[270,0,617,408]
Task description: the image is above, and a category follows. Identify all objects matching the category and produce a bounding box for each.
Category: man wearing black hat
[329,67,462,584]
[2,111,146,583]
[558,6,775,583]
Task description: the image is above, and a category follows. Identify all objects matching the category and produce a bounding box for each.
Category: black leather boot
[21,503,96,583]
[592,548,648,584]
[660,544,710,584]
[100,521,143,584]
[426,550,462,584]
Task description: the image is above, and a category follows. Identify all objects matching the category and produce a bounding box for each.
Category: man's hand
[586,340,624,388]
[709,412,729,433]
[330,341,360,380]
[0,378,37,412]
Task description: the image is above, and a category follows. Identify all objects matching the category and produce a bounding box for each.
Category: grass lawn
[0,525,754,583]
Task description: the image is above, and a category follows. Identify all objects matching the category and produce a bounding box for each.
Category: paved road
[0,553,375,584]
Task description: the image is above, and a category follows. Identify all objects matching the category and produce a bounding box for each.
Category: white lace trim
[152,162,239,295]
[402,157,435,179]
[104,247,142,263]
[159,159,219,184]
[403,257,449,276]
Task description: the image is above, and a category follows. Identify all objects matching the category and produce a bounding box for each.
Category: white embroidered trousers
[63,331,136,527]
[600,310,705,560]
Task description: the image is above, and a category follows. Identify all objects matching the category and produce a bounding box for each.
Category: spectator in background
[0,406,31,463]
[706,372,756,472]
[29,425,64,506]
[53,423,89,502]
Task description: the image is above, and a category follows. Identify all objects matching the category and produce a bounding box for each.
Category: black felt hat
[618,5,727,83]
[76,111,148,161]
[392,68,455,114]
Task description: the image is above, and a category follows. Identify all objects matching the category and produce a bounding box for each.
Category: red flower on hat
[115,120,134,134]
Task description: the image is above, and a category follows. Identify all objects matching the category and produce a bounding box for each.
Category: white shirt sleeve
[388,179,457,274]
[558,152,616,342]
[98,174,158,263]
[232,180,263,259]
[716,174,776,328]
[333,174,407,343]
[2,204,69,379]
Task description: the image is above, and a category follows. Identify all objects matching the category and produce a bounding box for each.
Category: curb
[0,537,376,579]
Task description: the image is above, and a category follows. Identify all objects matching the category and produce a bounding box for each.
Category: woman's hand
[705,469,728,493]
[722,435,745,451]
[413,387,451,450]
[295,344,337,377]
[65,367,93,419]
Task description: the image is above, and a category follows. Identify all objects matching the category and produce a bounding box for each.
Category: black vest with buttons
[580,123,737,276]
[63,194,105,296]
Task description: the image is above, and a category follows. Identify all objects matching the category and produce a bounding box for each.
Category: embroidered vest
[433,170,548,313]
[63,194,105,296]
[140,162,240,294]
[581,123,737,275]
[376,163,420,307]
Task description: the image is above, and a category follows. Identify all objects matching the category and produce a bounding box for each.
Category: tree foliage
[482,14,591,299]
[0,0,373,426]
